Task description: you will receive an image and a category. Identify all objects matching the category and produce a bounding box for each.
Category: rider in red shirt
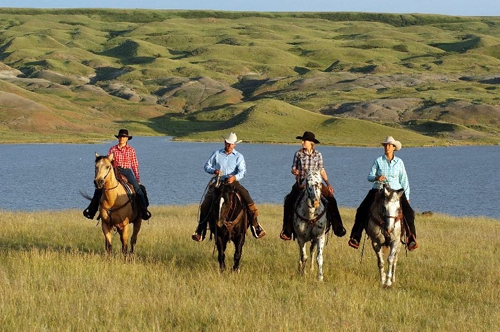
[83,129,151,220]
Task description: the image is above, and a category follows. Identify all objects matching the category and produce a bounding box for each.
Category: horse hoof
[232,267,240,273]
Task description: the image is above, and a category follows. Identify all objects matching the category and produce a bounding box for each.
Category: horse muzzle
[95,179,105,189]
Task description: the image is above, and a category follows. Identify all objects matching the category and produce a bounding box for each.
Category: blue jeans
[117,168,147,208]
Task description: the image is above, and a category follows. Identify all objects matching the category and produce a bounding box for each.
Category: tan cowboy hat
[296,131,320,144]
[115,129,132,140]
[381,136,402,151]
[223,132,242,144]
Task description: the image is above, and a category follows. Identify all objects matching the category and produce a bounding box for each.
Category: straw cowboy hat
[115,129,133,140]
[381,136,402,151]
[223,132,242,144]
[296,131,320,144]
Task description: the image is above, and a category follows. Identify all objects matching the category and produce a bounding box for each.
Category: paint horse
[292,169,329,281]
[93,153,142,256]
[209,176,248,273]
[366,184,405,287]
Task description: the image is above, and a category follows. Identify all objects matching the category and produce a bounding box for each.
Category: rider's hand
[292,169,299,176]
[327,184,334,195]
[377,175,386,182]
[214,169,220,175]
[227,175,235,184]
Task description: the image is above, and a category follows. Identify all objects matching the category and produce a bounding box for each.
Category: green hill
[1,9,500,145]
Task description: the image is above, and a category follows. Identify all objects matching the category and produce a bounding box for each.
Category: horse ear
[384,186,391,196]
[95,152,99,158]
[108,153,114,162]
[397,189,405,198]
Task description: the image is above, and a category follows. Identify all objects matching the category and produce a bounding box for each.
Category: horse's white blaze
[293,169,328,281]
[219,197,225,214]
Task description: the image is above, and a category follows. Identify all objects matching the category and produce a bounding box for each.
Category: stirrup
[191,233,203,242]
[407,240,418,251]
[141,210,152,220]
[251,225,266,239]
[279,231,292,241]
[348,238,359,249]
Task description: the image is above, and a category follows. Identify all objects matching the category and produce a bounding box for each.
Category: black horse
[208,178,248,272]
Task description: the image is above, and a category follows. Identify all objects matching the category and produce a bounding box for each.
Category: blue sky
[0,0,499,17]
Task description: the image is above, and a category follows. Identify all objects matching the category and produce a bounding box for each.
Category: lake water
[0,137,498,219]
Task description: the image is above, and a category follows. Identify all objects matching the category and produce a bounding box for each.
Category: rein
[100,166,134,220]
[207,175,246,242]
[294,190,326,226]
[369,209,402,227]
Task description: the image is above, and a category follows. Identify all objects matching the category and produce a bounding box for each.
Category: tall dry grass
[0,205,498,331]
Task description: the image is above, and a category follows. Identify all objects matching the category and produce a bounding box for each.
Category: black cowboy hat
[114,129,133,140]
[296,131,320,144]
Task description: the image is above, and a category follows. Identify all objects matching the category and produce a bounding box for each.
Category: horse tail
[79,190,92,201]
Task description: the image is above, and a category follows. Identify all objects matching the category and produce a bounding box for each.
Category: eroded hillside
[1,9,499,145]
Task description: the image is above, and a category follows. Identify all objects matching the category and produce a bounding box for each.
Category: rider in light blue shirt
[192,132,266,242]
[348,136,418,251]
[368,155,410,200]
[204,148,246,182]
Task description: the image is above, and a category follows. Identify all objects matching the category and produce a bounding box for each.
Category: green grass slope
[1,9,500,145]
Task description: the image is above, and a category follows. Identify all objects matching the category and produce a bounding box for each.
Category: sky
[0,0,499,17]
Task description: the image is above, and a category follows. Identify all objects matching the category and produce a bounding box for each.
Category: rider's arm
[129,148,140,183]
[233,154,246,182]
[204,150,219,174]
[398,160,410,200]
[367,158,380,182]
[320,168,329,185]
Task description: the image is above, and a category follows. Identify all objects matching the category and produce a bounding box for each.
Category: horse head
[380,185,404,233]
[94,152,115,189]
[305,169,323,210]
[211,181,240,228]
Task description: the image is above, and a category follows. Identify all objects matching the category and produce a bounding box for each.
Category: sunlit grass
[0,206,498,331]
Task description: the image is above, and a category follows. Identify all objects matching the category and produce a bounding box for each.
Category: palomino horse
[93,153,142,256]
[366,184,404,287]
[292,169,329,281]
[208,176,248,273]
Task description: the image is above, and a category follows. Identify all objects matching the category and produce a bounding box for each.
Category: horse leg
[315,236,325,282]
[130,220,142,255]
[232,234,245,273]
[118,225,130,257]
[297,238,308,276]
[101,223,113,254]
[372,242,386,286]
[217,237,227,273]
[386,242,401,287]
[309,240,316,276]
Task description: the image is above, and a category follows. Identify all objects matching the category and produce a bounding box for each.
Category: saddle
[115,168,150,207]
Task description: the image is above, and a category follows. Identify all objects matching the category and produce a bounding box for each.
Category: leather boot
[280,194,294,241]
[137,202,151,220]
[326,197,346,237]
[83,189,102,220]
[192,220,207,242]
[248,203,266,239]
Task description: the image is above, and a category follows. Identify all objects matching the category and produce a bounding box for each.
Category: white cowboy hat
[223,132,242,144]
[381,136,402,151]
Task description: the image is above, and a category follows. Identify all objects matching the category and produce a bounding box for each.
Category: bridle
[294,174,326,226]
[96,159,134,219]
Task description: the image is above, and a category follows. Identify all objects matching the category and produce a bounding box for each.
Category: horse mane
[95,155,107,162]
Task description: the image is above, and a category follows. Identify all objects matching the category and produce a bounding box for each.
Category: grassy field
[0,205,498,331]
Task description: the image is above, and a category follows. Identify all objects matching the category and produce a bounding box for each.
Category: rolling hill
[1,9,500,145]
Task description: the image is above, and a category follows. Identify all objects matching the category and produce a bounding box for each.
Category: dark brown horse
[93,153,142,256]
[208,177,248,272]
